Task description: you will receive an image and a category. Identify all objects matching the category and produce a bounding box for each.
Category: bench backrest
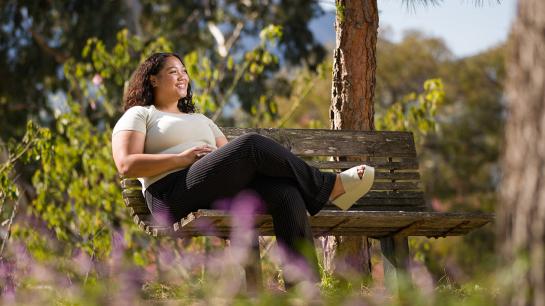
[121,128,426,233]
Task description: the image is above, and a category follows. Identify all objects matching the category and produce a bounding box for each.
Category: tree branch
[29,28,70,64]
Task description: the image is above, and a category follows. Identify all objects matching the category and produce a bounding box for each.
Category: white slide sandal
[332,165,375,211]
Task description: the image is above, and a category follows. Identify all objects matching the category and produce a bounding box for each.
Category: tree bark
[326,0,378,279]
[330,0,376,130]
[499,1,545,305]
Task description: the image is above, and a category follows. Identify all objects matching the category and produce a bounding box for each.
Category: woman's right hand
[178,145,214,165]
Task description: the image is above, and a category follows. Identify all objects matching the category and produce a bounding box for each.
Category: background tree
[0,0,326,140]
[326,0,504,284]
[499,0,545,305]
[0,0,126,139]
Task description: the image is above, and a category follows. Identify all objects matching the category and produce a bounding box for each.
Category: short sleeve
[204,115,225,138]
[112,106,148,135]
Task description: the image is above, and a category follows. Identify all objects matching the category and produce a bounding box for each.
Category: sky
[316,0,517,58]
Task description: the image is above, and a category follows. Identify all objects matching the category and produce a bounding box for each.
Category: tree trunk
[499,0,545,305]
[325,0,378,279]
[330,0,376,130]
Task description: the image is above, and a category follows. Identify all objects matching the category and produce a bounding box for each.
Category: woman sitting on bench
[111,52,375,284]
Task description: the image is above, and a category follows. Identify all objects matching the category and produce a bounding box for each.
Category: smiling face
[150,56,189,105]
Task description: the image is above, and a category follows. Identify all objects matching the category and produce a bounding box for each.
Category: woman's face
[150,56,189,101]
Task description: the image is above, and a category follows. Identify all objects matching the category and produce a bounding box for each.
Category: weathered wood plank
[168,227,487,238]
[122,189,144,198]
[370,181,421,190]
[133,214,153,234]
[188,210,494,223]
[350,197,426,206]
[168,210,494,237]
[374,172,420,180]
[307,160,419,170]
[222,128,417,157]
[122,189,426,201]
[122,190,429,223]
[122,171,421,192]
[122,199,428,215]
[121,179,142,189]
[123,200,150,215]
[121,188,424,208]
[151,226,172,237]
[363,191,425,198]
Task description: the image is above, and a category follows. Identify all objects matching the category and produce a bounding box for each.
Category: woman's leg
[164,132,336,219]
[248,176,321,285]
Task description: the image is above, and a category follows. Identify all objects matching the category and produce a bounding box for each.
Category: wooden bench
[120,128,494,289]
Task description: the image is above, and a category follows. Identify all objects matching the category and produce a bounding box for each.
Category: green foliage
[0,120,52,223]
[0,103,151,268]
[376,78,445,145]
[273,62,329,128]
[375,34,505,282]
[1,1,326,140]
[185,24,282,119]
[376,32,505,206]
[63,26,282,125]
[245,25,282,82]
[64,29,173,123]
[27,104,117,258]
[376,31,452,108]
[431,45,505,201]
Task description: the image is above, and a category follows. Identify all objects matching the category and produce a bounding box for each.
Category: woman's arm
[112,130,213,177]
[215,136,229,148]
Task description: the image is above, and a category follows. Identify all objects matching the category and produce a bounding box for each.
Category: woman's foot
[328,165,375,211]
[329,165,365,201]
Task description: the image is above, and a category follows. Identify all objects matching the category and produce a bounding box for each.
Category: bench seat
[135,209,493,238]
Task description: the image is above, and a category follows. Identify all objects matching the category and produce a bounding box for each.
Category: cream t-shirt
[112,105,225,192]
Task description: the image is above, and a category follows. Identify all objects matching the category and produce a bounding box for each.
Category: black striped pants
[145,132,337,277]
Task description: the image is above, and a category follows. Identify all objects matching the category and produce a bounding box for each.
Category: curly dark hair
[123,52,196,113]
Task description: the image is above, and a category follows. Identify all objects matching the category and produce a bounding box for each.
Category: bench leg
[380,235,410,292]
[244,234,263,294]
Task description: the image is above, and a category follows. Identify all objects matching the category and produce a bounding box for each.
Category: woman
[111,52,374,283]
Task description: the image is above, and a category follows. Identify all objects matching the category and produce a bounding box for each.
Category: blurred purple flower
[92,74,103,86]
[0,259,16,303]
[72,250,92,278]
[409,260,435,298]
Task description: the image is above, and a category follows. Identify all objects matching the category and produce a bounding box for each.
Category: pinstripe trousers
[145,132,337,277]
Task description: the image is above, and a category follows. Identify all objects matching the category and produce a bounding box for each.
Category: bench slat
[123,171,421,183]
[121,180,423,200]
[222,128,416,157]
[123,201,150,215]
[307,160,419,170]
[122,189,425,200]
[122,191,427,213]
[169,228,482,238]
[121,190,427,210]
[170,210,493,238]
